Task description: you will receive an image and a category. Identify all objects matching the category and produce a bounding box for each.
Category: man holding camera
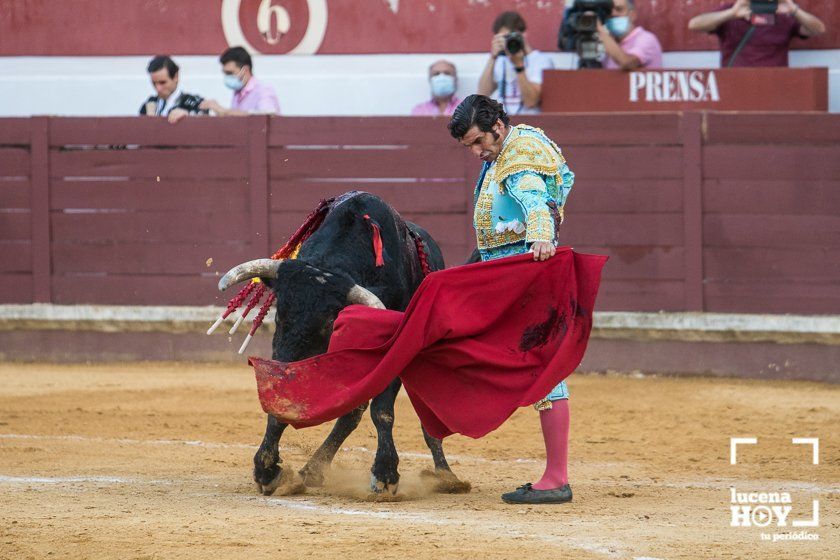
[477,11,554,115]
[139,56,208,124]
[597,0,663,70]
[688,0,826,67]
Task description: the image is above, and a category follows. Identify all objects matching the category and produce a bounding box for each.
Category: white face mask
[430,74,456,99]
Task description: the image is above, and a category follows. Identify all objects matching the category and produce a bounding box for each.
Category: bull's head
[218,259,384,361]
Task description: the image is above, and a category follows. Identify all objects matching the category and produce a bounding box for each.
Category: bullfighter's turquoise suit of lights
[473,124,575,407]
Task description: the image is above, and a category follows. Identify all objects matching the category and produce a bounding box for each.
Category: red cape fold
[250,249,607,439]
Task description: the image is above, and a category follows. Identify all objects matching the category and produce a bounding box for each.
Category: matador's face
[459,120,508,163]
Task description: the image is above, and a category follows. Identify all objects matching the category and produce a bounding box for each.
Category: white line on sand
[261,496,627,558]
[0,433,255,449]
[0,433,538,464]
[3,434,836,495]
[0,472,630,558]
[0,474,174,485]
[0,475,131,484]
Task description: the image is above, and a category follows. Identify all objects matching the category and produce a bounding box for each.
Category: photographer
[688,0,826,67]
[139,56,208,124]
[597,0,663,70]
[477,11,554,114]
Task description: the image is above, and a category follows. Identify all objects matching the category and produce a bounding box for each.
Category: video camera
[750,0,777,25]
[558,0,614,69]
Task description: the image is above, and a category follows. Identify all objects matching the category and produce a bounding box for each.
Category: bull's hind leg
[299,403,368,487]
[421,427,472,493]
[369,378,401,494]
[253,414,289,495]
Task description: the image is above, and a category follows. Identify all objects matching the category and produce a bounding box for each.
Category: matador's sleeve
[505,171,555,244]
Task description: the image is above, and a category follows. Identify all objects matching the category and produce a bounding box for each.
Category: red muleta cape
[250,249,607,439]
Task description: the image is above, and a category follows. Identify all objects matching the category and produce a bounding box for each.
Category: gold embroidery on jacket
[474,125,569,250]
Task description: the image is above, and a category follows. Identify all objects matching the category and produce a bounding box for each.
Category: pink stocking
[531,399,570,490]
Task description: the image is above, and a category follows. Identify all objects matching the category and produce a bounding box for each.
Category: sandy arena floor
[0,363,837,560]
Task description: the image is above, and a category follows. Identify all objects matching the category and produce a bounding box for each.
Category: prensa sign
[629,70,720,103]
[541,68,828,112]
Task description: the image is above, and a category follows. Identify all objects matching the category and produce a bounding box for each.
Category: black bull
[219,192,468,495]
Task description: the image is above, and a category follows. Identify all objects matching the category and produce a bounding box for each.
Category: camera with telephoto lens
[558,0,615,69]
[503,31,525,56]
[750,0,778,25]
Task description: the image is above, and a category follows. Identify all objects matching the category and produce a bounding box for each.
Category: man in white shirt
[139,56,207,124]
[477,11,555,115]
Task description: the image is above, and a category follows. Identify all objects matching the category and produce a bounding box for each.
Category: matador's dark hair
[448,95,510,140]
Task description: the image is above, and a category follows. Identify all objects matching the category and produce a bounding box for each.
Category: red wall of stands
[0,0,837,56]
[1,114,839,314]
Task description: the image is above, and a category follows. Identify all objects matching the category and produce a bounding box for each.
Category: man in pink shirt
[411,60,462,116]
[200,46,281,116]
[597,0,663,70]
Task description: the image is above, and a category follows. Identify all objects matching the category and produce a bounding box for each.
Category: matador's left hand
[531,241,556,261]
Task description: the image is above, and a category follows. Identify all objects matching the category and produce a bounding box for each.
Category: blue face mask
[224,73,245,91]
[606,16,631,38]
[430,74,456,98]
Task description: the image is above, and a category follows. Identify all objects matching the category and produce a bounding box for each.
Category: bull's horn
[218,259,281,292]
[346,285,385,309]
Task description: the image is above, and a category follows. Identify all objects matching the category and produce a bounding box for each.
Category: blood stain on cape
[519,306,568,352]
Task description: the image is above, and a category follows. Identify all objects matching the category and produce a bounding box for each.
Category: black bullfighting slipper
[501,482,573,504]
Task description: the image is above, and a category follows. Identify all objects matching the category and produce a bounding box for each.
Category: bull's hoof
[254,467,284,496]
[369,473,399,496]
[255,467,305,496]
[299,464,326,488]
[420,468,472,494]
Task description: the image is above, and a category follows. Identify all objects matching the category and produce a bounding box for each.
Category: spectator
[477,11,554,115]
[688,0,826,67]
[411,60,462,116]
[597,0,663,70]
[199,46,281,116]
[139,55,207,124]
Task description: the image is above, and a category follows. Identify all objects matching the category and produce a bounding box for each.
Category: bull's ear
[259,276,278,292]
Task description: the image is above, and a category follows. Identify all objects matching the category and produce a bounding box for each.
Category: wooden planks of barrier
[1,113,839,314]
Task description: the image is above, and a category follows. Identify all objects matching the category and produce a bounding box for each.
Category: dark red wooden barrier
[1,114,839,313]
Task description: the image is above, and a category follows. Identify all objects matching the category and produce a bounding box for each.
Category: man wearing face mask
[411,60,462,116]
[597,0,663,71]
[199,46,281,116]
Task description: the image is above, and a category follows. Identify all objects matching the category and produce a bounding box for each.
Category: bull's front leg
[369,378,401,494]
[253,414,288,495]
[299,403,368,487]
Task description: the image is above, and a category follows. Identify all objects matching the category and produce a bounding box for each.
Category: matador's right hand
[531,241,556,261]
